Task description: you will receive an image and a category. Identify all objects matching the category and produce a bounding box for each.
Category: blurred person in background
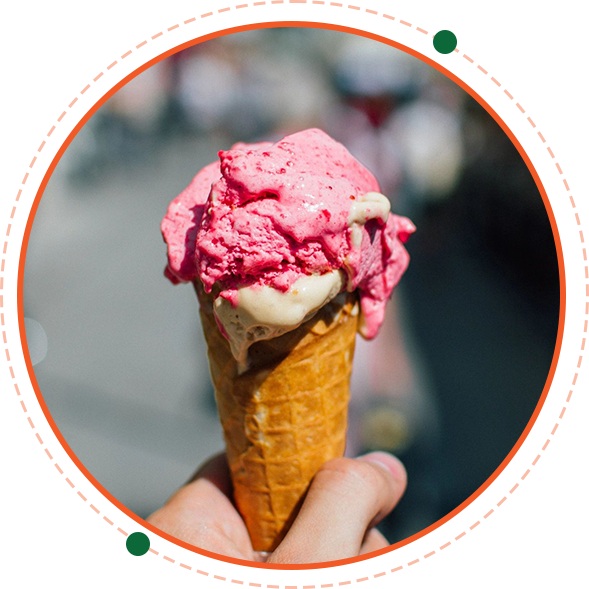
[176,43,242,137]
[402,94,560,517]
[64,61,172,185]
[323,35,464,540]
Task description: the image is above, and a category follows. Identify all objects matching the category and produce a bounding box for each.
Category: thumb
[269,452,406,564]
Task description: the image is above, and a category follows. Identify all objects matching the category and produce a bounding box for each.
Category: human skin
[147,451,407,564]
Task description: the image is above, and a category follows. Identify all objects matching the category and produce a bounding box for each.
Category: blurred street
[24,137,228,518]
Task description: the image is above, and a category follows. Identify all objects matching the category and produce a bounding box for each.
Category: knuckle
[314,457,387,498]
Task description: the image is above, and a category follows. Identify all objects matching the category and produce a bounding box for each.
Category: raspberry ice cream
[162,128,414,363]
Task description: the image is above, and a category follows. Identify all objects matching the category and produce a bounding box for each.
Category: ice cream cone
[162,129,414,554]
[197,284,359,552]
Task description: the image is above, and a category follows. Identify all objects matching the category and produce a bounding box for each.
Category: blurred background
[24,28,560,546]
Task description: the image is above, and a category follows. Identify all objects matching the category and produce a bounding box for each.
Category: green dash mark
[433,30,589,54]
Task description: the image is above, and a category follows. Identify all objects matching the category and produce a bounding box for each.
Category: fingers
[147,453,254,559]
[186,453,233,495]
[359,528,389,555]
[269,452,406,564]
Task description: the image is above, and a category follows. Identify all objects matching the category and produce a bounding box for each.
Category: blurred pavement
[24,137,227,518]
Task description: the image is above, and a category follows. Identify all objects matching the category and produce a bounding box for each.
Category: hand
[147,451,407,564]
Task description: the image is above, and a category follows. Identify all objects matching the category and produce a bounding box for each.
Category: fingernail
[357,451,406,480]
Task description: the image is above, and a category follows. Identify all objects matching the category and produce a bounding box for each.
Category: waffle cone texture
[197,285,359,552]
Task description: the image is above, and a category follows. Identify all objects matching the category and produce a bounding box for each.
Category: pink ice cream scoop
[162,128,414,340]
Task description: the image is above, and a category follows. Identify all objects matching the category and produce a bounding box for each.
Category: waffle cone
[197,285,359,552]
